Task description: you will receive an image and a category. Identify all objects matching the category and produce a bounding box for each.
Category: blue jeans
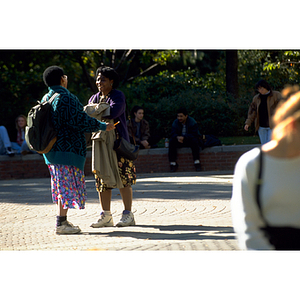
[258,127,272,145]
[0,126,12,154]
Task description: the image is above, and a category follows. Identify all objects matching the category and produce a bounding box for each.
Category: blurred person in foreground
[232,86,300,250]
[86,66,136,228]
[42,66,114,234]
[244,79,282,144]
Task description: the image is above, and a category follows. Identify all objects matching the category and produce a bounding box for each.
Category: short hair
[131,105,143,115]
[95,66,120,89]
[255,79,272,92]
[43,66,64,87]
[177,107,188,116]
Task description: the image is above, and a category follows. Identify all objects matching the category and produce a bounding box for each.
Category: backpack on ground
[201,134,222,149]
[25,93,59,154]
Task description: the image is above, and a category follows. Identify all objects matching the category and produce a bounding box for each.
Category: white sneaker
[56,220,81,234]
[90,211,114,228]
[116,210,135,227]
[6,147,15,157]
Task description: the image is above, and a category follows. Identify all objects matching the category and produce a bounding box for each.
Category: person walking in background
[41,66,115,234]
[87,66,136,228]
[244,79,282,144]
[232,86,300,250]
[168,107,201,172]
[127,105,160,149]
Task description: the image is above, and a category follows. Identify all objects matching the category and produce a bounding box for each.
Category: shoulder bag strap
[256,147,269,226]
[256,147,263,211]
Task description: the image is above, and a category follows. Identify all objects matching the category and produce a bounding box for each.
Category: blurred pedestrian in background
[244,79,282,144]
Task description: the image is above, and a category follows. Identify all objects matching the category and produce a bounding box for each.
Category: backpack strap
[48,92,59,104]
[256,147,263,211]
[255,147,270,226]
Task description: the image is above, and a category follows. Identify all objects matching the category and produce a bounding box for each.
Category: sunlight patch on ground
[137,175,233,184]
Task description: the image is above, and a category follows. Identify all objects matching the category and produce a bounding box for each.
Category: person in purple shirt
[88,66,136,228]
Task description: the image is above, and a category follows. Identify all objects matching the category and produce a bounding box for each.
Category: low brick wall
[0,145,258,180]
[132,145,258,173]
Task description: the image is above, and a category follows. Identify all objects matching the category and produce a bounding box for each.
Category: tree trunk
[226,50,239,99]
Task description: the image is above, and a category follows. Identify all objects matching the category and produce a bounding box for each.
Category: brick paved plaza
[0,171,238,251]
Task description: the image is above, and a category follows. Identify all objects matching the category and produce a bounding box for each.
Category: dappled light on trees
[1,50,299,139]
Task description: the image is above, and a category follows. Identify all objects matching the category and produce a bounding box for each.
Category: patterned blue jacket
[42,86,107,171]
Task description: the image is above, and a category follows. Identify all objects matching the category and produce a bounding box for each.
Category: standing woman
[42,66,115,234]
[87,66,136,228]
[244,79,282,144]
[232,86,300,250]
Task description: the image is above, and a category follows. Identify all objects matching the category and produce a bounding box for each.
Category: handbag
[255,148,300,250]
[113,126,139,161]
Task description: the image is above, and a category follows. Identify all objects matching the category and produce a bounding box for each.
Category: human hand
[106,123,115,131]
[177,136,184,143]
[244,125,249,131]
[141,140,150,149]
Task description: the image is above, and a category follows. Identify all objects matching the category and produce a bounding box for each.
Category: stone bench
[0,144,258,180]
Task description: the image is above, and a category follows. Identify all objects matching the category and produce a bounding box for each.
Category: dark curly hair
[177,107,188,116]
[95,66,120,89]
[43,66,64,87]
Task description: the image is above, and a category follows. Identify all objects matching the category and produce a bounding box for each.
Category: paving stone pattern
[0,171,239,251]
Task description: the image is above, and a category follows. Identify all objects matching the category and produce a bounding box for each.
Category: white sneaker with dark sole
[116,210,135,227]
[90,211,114,228]
[56,220,81,234]
[6,147,15,157]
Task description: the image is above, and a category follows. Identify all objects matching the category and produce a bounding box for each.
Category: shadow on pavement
[83,224,235,241]
[0,172,233,204]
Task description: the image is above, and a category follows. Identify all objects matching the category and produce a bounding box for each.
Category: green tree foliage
[1,49,299,142]
[124,69,248,138]
[0,50,180,138]
[124,50,300,139]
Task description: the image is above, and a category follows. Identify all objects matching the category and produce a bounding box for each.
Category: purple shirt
[88,89,129,142]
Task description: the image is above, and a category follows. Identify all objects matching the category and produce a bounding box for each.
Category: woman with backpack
[41,66,115,234]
